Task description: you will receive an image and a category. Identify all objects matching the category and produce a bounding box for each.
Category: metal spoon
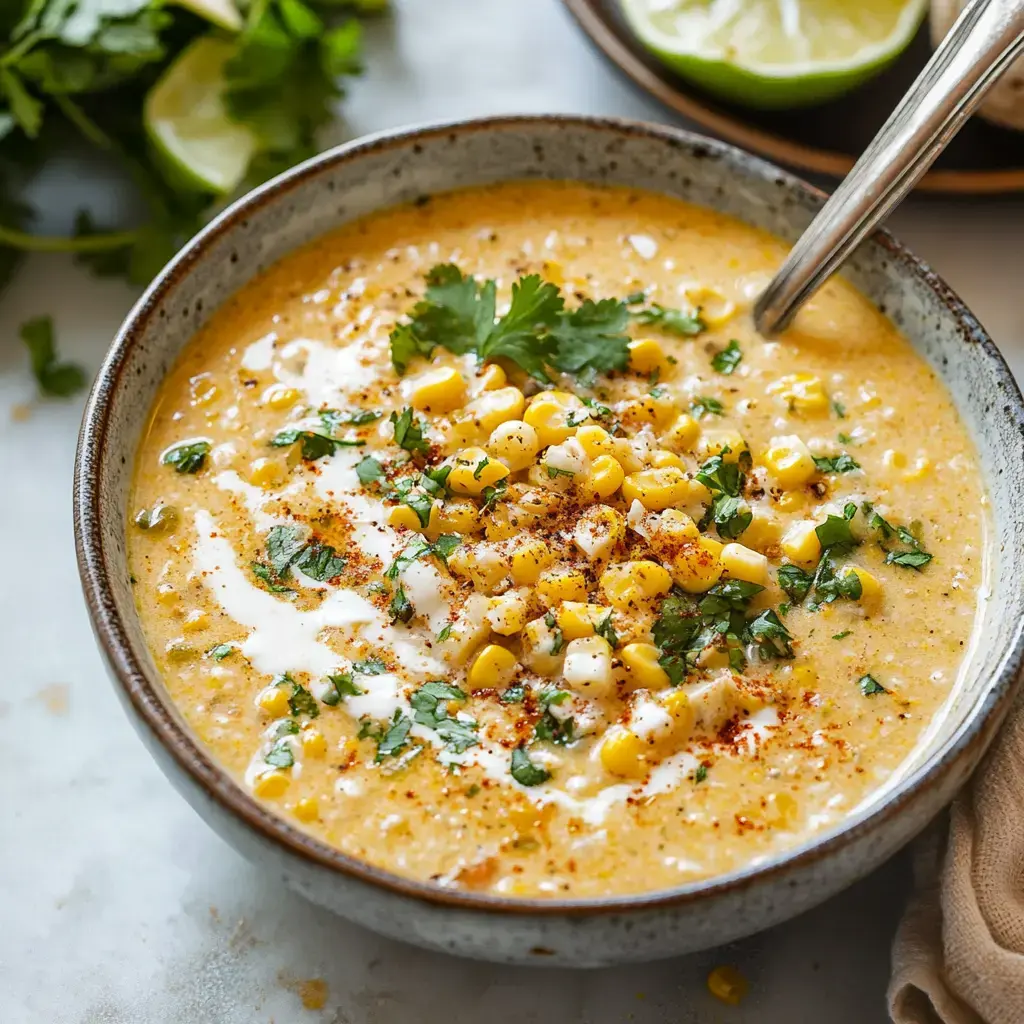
[755,0,1024,337]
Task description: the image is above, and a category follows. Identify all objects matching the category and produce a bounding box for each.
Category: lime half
[621,0,928,109]
[144,36,257,195]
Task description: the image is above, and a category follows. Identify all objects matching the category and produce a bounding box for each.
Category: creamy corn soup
[129,182,985,898]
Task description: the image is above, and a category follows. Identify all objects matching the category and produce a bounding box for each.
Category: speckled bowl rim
[75,114,1024,917]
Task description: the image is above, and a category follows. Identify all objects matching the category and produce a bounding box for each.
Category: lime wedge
[144,36,257,196]
[171,0,243,31]
[621,0,928,109]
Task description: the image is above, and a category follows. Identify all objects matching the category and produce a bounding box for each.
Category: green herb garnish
[20,316,85,397]
[858,674,888,696]
[711,339,742,375]
[162,439,210,474]
[813,454,861,474]
[510,745,550,787]
[389,407,430,455]
[690,395,724,419]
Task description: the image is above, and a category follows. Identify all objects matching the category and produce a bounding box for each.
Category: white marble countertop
[3,1,1024,1020]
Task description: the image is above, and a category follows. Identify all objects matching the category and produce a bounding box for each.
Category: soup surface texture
[129,182,985,898]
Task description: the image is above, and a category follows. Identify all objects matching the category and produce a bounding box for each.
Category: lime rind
[621,0,928,109]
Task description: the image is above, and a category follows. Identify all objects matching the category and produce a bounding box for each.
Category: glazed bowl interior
[77,116,1024,933]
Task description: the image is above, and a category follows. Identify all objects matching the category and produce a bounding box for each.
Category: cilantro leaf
[744,609,795,660]
[252,563,293,593]
[595,611,618,649]
[293,541,346,581]
[280,675,319,719]
[813,454,861,474]
[478,273,562,381]
[633,303,704,336]
[886,550,933,569]
[815,510,858,551]
[389,407,430,454]
[534,708,575,746]
[208,643,235,661]
[265,739,295,768]
[356,455,386,486]
[510,745,550,787]
[711,339,742,375]
[777,563,814,603]
[690,396,724,419]
[373,710,412,761]
[388,583,414,624]
[19,316,85,397]
[266,525,309,576]
[271,428,364,461]
[858,673,888,696]
[161,439,211,474]
[548,296,631,378]
[320,672,362,705]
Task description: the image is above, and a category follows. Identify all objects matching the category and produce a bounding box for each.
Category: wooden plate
[562,0,1024,194]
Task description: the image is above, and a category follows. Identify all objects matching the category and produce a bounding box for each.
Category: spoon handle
[754,0,1024,337]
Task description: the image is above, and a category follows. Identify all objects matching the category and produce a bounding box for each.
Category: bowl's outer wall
[77,117,1024,966]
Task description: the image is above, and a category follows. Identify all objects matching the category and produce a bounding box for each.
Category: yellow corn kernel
[301,729,328,759]
[563,636,614,694]
[249,457,286,489]
[486,592,529,636]
[700,429,747,462]
[510,539,556,585]
[621,467,691,512]
[652,508,701,544]
[720,543,769,585]
[662,687,693,726]
[265,386,301,411]
[478,363,506,391]
[600,727,649,779]
[459,387,527,436]
[541,259,565,287]
[407,366,467,414]
[523,391,586,448]
[619,396,674,431]
[664,413,700,453]
[448,447,510,496]
[628,338,670,376]
[576,424,616,458]
[780,520,822,565]
[620,642,670,690]
[707,965,749,1006]
[483,505,519,542]
[762,435,816,488]
[573,505,626,562]
[257,686,290,718]
[522,615,564,675]
[388,503,434,532]
[467,644,519,690]
[649,449,684,470]
[449,543,508,592]
[536,567,589,606]
[488,419,540,471]
[253,771,290,799]
[600,560,673,610]
[683,283,735,327]
[181,609,210,633]
[903,456,931,481]
[435,500,480,536]
[790,664,818,688]
[775,490,806,514]
[883,449,907,470]
[189,374,220,406]
[672,537,724,593]
[839,565,883,605]
[741,510,783,552]
[294,797,319,822]
[767,373,829,414]
[556,602,611,640]
[437,594,491,665]
[586,454,625,500]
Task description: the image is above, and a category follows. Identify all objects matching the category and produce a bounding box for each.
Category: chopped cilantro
[545,464,576,480]
[389,408,431,455]
[409,681,478,754]
[711,339,742,375]
[862,503,933,570]
[595,612,619,649]
[320,408,382,429]
[388,584,414,624]
[832,399,847,419]
[279,675,319,719]
[375,710,413,761]
[745,609,795,661]
[436,624,453,642]
[858,674,888,696]
[264,740,295,769]
[815,509,857,551]
[473,457,489,480]
[690,396,724,419]
[632,303,705,337]
[510,745,550,787]
[777,563,814,603]
[161,440,210,474]
[832,631,852,640]
[321,672,362,705]
[356,456,386,487]
[534,708,575,746]
[886,550,933,569]
[251,563,293,593]
[694,764,708,784]
[500,683,527,704]
[264,525,345,583]
[480,478,508,513]
[353,657,387,675]
[271,428,364,461]
[208,644,235,661]
[813,454,861,474]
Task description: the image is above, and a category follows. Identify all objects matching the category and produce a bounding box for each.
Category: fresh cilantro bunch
[0,0,385,301]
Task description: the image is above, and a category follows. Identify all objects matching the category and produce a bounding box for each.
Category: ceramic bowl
[74,115,1024,967]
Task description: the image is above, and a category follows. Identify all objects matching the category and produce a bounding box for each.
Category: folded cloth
[889,691,1024,1024]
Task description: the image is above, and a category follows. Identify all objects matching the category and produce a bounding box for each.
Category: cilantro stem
[0,224,138,253]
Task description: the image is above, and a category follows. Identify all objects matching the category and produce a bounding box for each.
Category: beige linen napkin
[888,693,1024,1024]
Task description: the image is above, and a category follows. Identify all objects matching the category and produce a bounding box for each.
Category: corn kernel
[437,594,491,665]
[790,664,818,688]
[775,490,807,514]
[562,636,614,695]
[904,456,931,481]
[556,602,611,640]
[448,447,510,496]
[767,373,829,414]
[763,435,816,488]
[628,338,670,376]
[388,503,435,532]
[249,457,286,489]
[707,965,748,1006]
[510,538,556,585]
[839,565,883,605]
[265,386,301,411]
[478,363,507,391]
[467,644,519,690]
[671,537,724,593]
[664,413,700,452]
[406,366,466,413]
[620,642,670,690]
[619,396,674,431]
[488,419,540,471]
[700,429,747,462]
[523,391,586,447]
[458,387,527,436]
[253,771,290,799]
[301,729,328,759]
[586,454,625,500]
[574,504,626,562]
[720,543,769,585]
[683,283,734,327]
[483,505,519,542]
[258,686,290,718]
[662,687,693,728]
[576,424,616,458]
[434,500,480,536]
[649,449,684,470]
[537,568,589,606]
[181,609,210,633]
[189,373,220,406]
[741,510,783,552]
[621,467,691,512]
[541,259,565,286]
[600,727,649,778]
[780,520,821,566]
[522,615,564,675]
[294,797,319,822]
[883,448,908,470]
[600,560,673,609]
[486,592,529,636]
